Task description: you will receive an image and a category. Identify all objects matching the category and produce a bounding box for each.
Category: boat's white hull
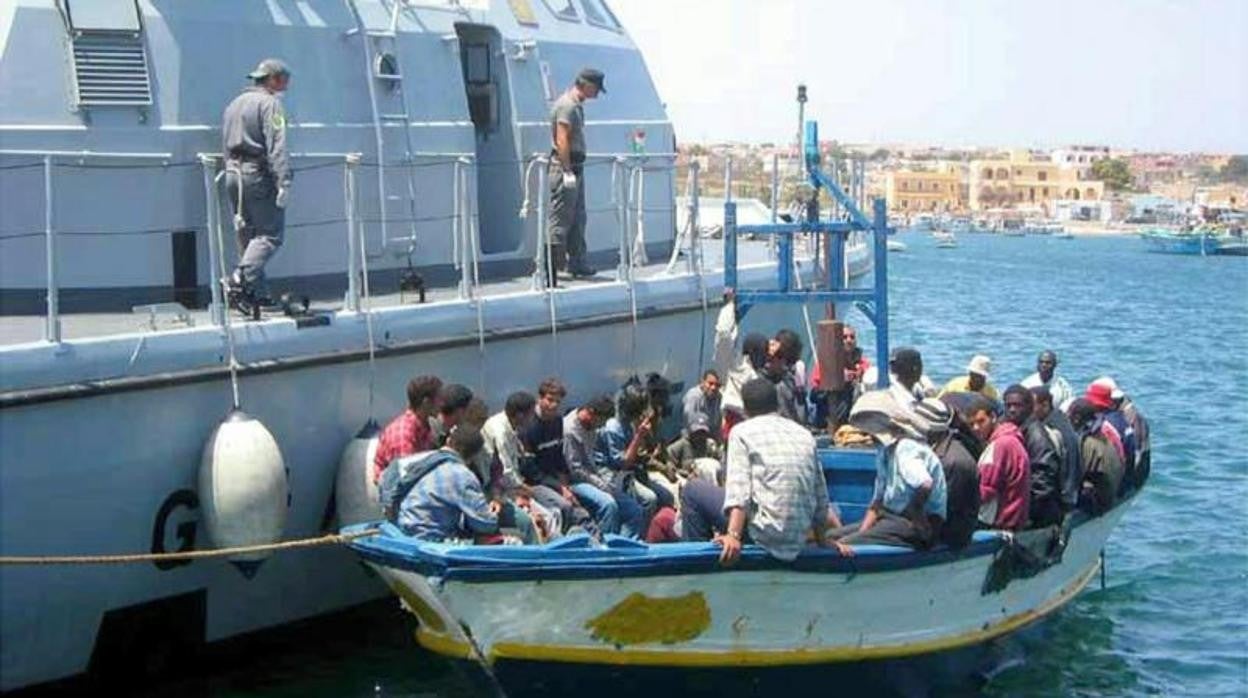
[372,505,1126,670]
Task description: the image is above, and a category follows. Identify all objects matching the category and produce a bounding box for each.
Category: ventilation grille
[71,33,152,107]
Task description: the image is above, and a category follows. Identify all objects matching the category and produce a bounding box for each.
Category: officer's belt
[227,150,267,165]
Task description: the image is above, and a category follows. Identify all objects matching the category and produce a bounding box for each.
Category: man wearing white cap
[939,355,999,401]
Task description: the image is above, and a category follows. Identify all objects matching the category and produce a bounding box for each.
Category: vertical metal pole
[724,156,733,203]
[344,154,361,312]
[770,154,780,223]
[200,155,225,326]
[723,201,738,291]
[616,159,629,281]
[689,161,701,274]
[778,230,793,292]
[873,198,890,389]
[533,158,550,289]
[43,155,60,343]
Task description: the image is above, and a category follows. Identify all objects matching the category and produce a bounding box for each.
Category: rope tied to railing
[0,529,379,566]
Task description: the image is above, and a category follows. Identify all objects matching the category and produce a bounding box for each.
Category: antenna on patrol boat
[796,84,808,179]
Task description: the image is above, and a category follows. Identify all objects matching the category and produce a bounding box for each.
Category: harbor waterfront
[44,232,1242,698]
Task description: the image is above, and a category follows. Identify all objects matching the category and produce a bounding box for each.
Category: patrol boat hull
[349,454,1134,691]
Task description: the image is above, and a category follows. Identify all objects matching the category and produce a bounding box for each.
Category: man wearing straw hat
[830,391,947,550]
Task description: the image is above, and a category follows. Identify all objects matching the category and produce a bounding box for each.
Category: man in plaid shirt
[717,379,835,564]
[373,375,442,484]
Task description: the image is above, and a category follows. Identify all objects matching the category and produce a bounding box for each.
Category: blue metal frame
[724,119,891,388]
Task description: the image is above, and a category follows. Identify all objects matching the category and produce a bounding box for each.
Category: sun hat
[967,355,992,379]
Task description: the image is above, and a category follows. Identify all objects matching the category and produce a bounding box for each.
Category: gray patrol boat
[0,0,871,690]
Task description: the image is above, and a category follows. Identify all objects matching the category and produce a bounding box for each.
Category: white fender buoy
[198,409,288,578]
[334,420,381,527]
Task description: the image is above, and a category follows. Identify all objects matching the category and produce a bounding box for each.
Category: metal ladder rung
[379,113,410,121]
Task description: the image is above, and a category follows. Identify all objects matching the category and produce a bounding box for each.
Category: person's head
[616,384,650,425]
[504,391,538,430]
[1037,350,1058,382]
[849,390,924,446]
[966,355,993,392]
[1030,385,1054,421]
[574,68,606,100]
[967,404,997,443]
[446,424,484,462]
[742,333,770,371]
[437,384,474,428]
[700,369,721,399]
[464,398,489,429]
[536,377,567,419]
[248,58,291,93]
[406,375,443,414]
[1091,376,1124,408]
[772,329,803,367]
[889,347,923,389]
[688,416,712,447]
[912,397,953,446]
[741,378,779,418]
[1002,385,1033,426]
[1067,398,1099,434]
[842,325,858,352]
[579,394,616,429]
[1084,382,1115,413]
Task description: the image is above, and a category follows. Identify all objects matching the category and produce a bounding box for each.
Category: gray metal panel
[67,0,141,32]
[71,33,152,106]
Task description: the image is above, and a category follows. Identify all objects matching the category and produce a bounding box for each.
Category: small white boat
[887,240,908,253]
[933,231,958,248]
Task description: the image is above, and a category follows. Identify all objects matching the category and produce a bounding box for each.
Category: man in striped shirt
[397,426,499,542]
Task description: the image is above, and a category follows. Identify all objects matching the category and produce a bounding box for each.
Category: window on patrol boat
[543,0,579,20]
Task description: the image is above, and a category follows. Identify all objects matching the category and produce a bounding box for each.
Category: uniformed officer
[221,58,293,309]
[547,68,605,282]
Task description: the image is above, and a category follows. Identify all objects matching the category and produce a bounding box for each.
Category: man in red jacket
[967,401,1030,530]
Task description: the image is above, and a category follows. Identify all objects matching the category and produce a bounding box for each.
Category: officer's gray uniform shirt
[548,89,589,270]
[221,86,292,291]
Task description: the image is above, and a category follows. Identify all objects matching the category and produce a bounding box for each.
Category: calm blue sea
[124,233,1248,697]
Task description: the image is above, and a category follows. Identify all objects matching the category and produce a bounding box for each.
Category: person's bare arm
[555,122,573,169]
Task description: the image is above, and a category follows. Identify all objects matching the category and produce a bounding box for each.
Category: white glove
[561,171,577,189]
[275,187,290,209]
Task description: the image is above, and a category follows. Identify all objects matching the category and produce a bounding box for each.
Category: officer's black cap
[576,68,606,93]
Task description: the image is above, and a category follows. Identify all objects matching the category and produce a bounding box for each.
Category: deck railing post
[344,153,361,312]
[199,154,225,327]
[689,161,701,275]
[616,158,629,281]
[43,155,60,343]
[724,156,733,203]
[532,156,550,289]
[723,201,738,292]
[872,197,890,388]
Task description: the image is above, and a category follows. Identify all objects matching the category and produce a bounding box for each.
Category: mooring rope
[0,529,379,566]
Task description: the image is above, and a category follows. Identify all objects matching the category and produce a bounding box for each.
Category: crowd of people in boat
[371,296,1150,562]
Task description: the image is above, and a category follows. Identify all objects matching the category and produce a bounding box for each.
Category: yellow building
[885,165,964,213]
[969,151,1104,212]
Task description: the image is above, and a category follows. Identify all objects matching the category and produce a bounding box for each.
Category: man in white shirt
[1020,350,1075,411]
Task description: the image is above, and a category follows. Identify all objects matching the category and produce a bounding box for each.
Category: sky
[610,0,1248,153]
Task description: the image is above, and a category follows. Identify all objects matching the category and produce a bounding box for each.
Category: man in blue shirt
[596,385,676,524]
[397,426,499,542]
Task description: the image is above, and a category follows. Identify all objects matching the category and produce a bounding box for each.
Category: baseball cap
[248,58,292,80]
[576,67,607,93]
[1092,376,1124,401]
[1085,383,1115,410]
[967,355,992,379]
[688,415,711,434]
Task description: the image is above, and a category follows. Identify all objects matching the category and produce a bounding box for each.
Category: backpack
[377,450,458,523]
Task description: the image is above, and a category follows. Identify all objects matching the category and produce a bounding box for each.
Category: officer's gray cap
[248,58,292,80]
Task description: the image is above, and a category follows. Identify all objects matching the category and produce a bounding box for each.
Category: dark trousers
[679,479,728,541]
[831,511,934,550]
[548,160,588,272]
[528,484,591,532]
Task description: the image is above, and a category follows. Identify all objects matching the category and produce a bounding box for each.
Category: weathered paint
[584,591,711,646]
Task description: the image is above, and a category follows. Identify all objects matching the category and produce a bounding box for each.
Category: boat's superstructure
[0,2,876,692]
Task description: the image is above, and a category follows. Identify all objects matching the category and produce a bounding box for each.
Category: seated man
[373,375,441,484]
[966,398,1030,530]
[915,397,980,549]
[666,415,723,483]
[1068,399,1125,515]
[767,328,808,424]
[1030,385,1083,518]
[1088,378,1139,491]
[832,392,947,550]
[682,369,722,438]
[394,426,498,542]
[1003,385,1063,528]
[595,385,676,522]
[518,377,591,533]
[809,323,870,431]
[863,346,937,411]
[940,355,999,401]
[714,379,838,564]
[565,394,644,538]
[482,391,561,540]
[429,383,474,447]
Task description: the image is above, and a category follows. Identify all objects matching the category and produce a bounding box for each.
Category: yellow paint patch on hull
[585,591,712,646]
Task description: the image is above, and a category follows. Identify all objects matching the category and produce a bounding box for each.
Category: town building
[885,164,964,213]
[969,150,1104,213]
